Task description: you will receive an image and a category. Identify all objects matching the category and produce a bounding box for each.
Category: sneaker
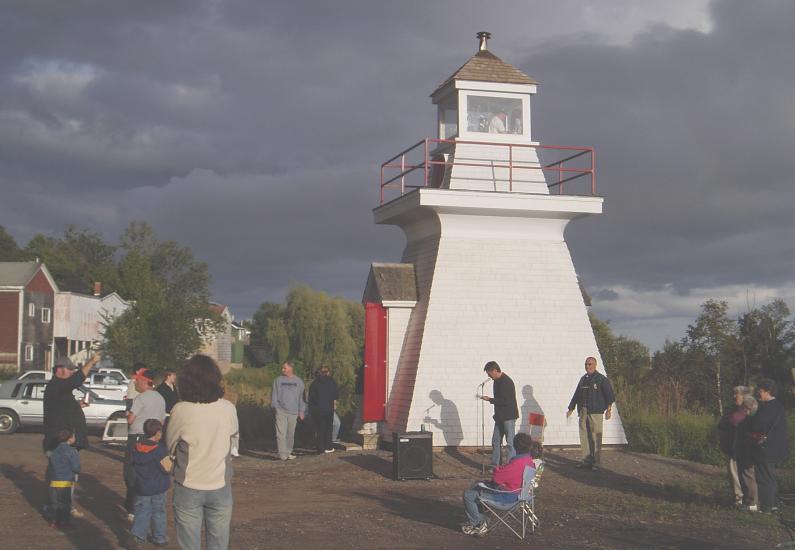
[324,448,335,454]
[461,523,477,535]
[589,464,599,471]
[287,454,297,460]
[70,507,85,518]
[746,504,758,512]
[575,461,590,469]
[472,521,489,537]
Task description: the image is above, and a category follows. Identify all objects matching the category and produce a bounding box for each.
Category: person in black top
[748,378,790,512]
[480,361,519,466]
[308,366,339,454]
[156,370,179,414]
[43,353,100,518]
[43,354,100,452]
[566,356,615,470]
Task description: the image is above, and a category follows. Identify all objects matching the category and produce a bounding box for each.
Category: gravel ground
[0,431,786,549]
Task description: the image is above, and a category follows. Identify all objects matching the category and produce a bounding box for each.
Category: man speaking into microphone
[479,361,519,467]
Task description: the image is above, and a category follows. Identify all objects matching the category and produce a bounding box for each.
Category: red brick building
[0,262,58,372]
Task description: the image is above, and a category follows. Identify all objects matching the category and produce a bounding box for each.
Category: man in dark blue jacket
[567,356,615,470]
[749,378,790,513]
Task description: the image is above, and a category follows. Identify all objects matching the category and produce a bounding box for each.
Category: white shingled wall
[379,196,626,447]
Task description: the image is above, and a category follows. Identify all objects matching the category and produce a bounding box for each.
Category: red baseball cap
[132,368,155,383]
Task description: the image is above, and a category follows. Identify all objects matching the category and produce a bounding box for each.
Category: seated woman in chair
[461,432,537,536]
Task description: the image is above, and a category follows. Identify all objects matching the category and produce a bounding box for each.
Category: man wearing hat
[43,353,101,518]
[124,366,166,520]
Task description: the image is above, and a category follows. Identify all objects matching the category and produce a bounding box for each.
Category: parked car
[84,372,128,400]
[0,380,127,435]
[0,370,51,398]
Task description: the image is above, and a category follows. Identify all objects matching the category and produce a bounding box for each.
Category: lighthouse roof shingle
[433,49,538,96]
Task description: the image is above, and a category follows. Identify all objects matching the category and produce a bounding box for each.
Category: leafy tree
[24,226,118,293]
[103,222,219,371]
[685,300,740,415]
[0,226,29,261]
[738,299,795,387]
[248,286,364,413]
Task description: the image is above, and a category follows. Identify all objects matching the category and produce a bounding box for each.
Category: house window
[41,307,51,324]
[28,303,35,317]
[24,344,34,362]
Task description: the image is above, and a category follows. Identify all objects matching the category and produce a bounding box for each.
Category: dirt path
[0,431,784,549]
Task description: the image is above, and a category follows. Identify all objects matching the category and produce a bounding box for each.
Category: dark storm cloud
[524,0,795,294]
[1,0,792,347]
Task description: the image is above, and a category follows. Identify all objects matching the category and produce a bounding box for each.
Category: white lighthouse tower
[362,33,626,448]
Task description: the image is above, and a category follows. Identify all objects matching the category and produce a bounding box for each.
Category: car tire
[0,408,19,435]
[109,411,126,421]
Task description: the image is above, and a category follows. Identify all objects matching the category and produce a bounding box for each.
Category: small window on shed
[28,303,35,317]
[24,344,34,362]
[41,307,51,324]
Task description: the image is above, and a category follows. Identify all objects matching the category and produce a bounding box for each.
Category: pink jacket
[492,453,536,491]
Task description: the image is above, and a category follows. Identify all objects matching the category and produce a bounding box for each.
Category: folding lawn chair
[477,464,540,540]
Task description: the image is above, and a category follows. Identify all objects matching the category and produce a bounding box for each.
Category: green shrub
[225,367,273,406]
[623,412,724,466]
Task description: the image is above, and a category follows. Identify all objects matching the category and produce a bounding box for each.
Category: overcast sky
[2,0,793,352]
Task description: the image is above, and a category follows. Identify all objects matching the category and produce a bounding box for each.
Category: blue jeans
[491,419,516,466]
[131,491,167,543]
[173,482,233,550]
[463,483,519,525]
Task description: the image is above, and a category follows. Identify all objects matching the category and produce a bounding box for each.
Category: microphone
[480,378,490,386]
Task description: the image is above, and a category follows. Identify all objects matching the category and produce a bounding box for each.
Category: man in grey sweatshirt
[272,361,306,460]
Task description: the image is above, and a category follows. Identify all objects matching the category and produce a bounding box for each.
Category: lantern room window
[466,95,523,135]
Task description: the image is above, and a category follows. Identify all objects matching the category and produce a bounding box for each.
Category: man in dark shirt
[156,370,179,413]
[566,356,615,470]
[308,366,339,454]
[43,355,99,452]
[43,353,100,518]
[480,361,519,467]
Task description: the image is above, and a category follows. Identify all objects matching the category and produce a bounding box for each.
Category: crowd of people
[719,378,790,513]
[42,353,239,549]
[36,350,792,545]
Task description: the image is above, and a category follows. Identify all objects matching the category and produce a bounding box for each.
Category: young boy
[49,428,80,529]
[130,419,172,547]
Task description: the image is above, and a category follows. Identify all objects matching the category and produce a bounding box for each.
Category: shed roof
[0,261,42,287]
[363,263,418,304]
[433,49,538,96]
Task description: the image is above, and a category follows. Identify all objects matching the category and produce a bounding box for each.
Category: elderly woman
[735,395,759,511]
[166,355,239,550]
[748,379,790,513]
[719,386,752,507]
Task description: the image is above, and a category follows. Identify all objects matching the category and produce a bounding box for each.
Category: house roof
[363,263,418,303]
[0,261,45,288]
[433,49,538,96]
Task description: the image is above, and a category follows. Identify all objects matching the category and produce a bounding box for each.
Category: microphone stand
[478,379,488,475]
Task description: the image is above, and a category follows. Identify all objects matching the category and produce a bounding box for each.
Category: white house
[54,283,131,363]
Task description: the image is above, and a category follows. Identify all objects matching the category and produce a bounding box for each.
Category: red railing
[379,137,595,204]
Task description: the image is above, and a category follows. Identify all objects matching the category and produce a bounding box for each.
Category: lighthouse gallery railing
[379,137,595,204]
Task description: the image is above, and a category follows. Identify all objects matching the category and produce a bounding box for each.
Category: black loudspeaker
[393,431,433,481]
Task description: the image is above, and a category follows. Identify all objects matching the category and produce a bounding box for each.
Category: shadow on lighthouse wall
[519,384,546,442]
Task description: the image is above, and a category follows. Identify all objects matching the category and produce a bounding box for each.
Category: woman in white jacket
[167,355,239,550]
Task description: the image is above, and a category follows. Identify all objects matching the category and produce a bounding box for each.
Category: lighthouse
[362,33,626,448]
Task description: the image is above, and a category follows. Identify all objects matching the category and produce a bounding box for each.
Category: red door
[363,302,387,422]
